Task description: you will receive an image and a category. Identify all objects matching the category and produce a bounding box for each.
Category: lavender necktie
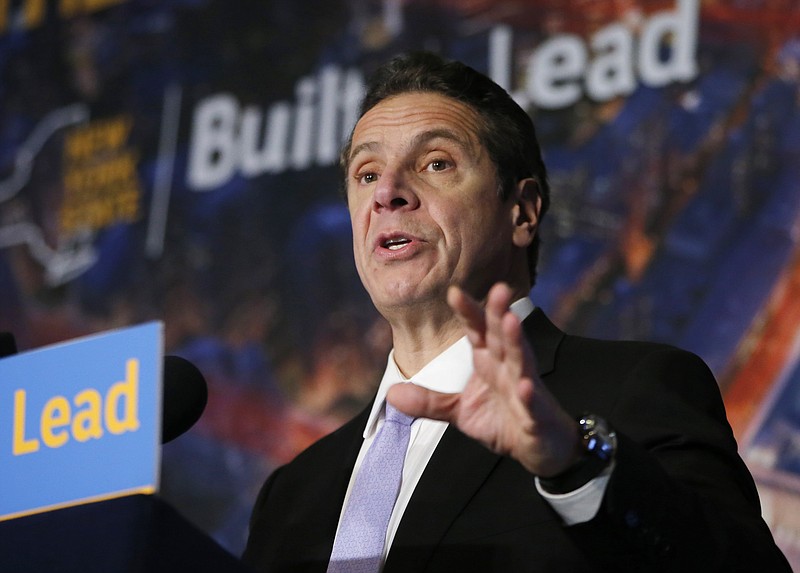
[326,402,415,573]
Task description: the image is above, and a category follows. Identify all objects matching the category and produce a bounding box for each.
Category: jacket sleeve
[563,346,791,572]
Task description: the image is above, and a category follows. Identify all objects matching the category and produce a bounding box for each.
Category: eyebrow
[347,141,381,168]
[410,128,476,156]
[346,128,478,171]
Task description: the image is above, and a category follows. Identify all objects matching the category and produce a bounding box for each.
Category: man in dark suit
[243,52,791,572]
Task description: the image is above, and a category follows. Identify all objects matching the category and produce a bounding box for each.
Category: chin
[370,282,447,314]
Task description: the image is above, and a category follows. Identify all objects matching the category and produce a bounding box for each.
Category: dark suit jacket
[243,309,790,572]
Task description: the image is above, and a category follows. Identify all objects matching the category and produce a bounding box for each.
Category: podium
[0,494,252,572]
[0,326,252,571]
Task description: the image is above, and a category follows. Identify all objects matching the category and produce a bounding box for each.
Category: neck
[383,282,531,377]
[384,303,464,377]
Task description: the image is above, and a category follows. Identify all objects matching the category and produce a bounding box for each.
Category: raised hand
[387,283,581,477]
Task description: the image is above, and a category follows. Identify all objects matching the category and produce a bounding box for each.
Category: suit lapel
[385,425,502,571]
[384,307,566,571]
[525,307,565,377]
[283,405,370,572]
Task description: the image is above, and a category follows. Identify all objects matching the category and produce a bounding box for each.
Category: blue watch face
[581,415,616,462]
[586,434,615,461]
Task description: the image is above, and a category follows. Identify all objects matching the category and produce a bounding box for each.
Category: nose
[372,168,420,212]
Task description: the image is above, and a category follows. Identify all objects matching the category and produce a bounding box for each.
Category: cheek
[350,218,378,281]
[348,205,369,245]
[442,203,490,239]
[351,232,370,273]
[453,207,510,256]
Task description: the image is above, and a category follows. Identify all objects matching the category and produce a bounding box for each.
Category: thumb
[387,383,460,423]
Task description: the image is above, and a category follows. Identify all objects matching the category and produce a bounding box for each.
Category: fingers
[449,283,518,358]
[387,382,459,422]
[501,311,524,374]
[449,283,537,384]
[485,285,514,360]
[447,283,515,348]
[447,286,485,346]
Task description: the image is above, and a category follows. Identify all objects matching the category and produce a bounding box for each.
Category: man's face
[345,92,525,319]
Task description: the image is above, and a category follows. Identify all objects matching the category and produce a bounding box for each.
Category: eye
[426,159,452,172]
[350,163,379,185]
[357,172,379,185]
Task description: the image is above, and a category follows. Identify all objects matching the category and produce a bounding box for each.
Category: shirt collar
[363,296,535,439]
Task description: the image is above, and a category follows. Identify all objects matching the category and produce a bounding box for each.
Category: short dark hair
[341,51,550,287]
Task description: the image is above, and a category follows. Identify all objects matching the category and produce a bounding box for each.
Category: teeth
[384,238,410,250]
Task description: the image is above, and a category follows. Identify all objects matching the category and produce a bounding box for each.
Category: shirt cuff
[535,461,615,525]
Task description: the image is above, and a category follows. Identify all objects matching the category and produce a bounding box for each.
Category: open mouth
[383,237,411,251]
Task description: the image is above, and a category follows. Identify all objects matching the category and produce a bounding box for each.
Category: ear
[511,178,541,249]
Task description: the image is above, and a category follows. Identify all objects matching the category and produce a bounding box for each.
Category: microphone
[0,331,17,358]
[161,355,208,443]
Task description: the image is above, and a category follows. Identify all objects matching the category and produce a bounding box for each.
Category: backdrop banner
[0,0,798,564]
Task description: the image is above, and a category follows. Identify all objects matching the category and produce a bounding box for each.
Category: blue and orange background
[1,0,799,566]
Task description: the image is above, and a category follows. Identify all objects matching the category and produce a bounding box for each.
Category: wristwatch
[578,413,617,463]
[538,414,617,494]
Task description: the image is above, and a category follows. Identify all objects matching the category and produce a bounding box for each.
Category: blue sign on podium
[0,322,163,521]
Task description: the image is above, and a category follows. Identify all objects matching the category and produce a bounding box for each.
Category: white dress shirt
[333,298,611,563]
